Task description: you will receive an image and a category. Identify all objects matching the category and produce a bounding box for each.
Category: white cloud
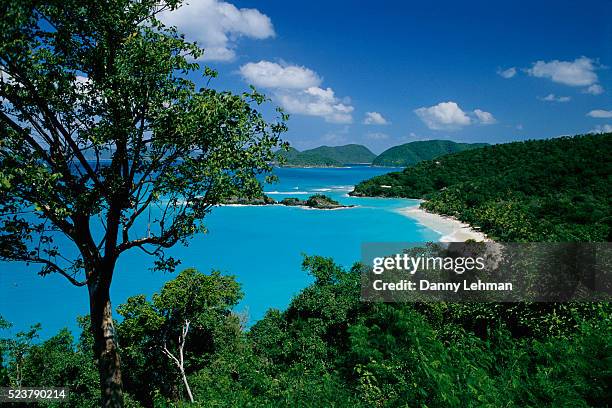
[527,57,598,86]
[539,93,571,103]
[497,67,517,79]
[584,84,604,95]
[277,87,353,124]
[415,102,497,130]
[527,56,604,94]
[239,60,353,123]
[589,124,612,134]
[159,0,274,61]
[239,61,321,89]
[587,109,612,118]
[414,102,472,130]
[473,109,497,125]
[363,111,389,125]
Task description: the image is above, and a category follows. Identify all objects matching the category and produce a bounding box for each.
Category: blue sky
[162,0,612,153]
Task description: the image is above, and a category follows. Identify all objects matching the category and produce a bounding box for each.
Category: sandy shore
[397,202,488,242]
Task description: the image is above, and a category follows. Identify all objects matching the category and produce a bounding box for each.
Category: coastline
[397,202,488,242]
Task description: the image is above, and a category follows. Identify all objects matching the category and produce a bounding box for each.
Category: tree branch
[13,255,88,287]
[4,61,109,197]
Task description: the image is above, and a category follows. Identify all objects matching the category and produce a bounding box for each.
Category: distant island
[223,194,352,209]
[351,133,611,242]
[372,140,488,167]
[276,144,376,167]
[276,140,487,168]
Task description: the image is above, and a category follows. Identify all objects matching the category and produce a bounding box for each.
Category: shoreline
[397,202,488,242]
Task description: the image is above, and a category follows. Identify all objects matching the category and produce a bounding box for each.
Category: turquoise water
[0,166,439,337]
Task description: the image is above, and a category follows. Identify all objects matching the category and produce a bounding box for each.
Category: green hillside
[279,146,300,161]
[303,144,376,164]
[352,133,612,241]
[373,140,489,167]
[277,144,376,166]
[276,147,342,167]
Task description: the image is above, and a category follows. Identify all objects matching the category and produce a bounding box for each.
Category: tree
[117,268,242,404]
[0,316,9,386]
[0,1,286,406]
[1,321,41,388]
[2,322,102,408]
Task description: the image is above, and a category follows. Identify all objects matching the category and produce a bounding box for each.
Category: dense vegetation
[0,0,286,403]
[277,147,343,167]
[2,258,610,407]
[3,1,608,406]
[2,133,610,406]
[353,134,612,241]
[372,140,488,167]
[278,144,376,166]
[305,144,377,164]
[278,141,487,168]
[280,194,350,209]
[224,194,350,209]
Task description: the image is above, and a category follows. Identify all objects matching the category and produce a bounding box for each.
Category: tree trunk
[181,369,194,403]
[178,321,194,403]
[89,278,124,408]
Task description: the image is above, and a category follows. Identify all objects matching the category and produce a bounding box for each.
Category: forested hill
[372,140,488,166]
[277,141,487,167]
[276,147,342,167]
[305,144,376,164]
[352,133,612,241]
[277,144,376,166]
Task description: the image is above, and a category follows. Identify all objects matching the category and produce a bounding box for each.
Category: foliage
[1,1,608,406]
[353,134,612,241]
[116,268,243,406]
[0,0,286,404]
[277,144,376,167]
[0,0,287,278]
[277,146,342,167]
[304,144,377,164]
[372,140,488,167]
[304,194,342,208]
[0,318,101,407]
[2,259,610,407]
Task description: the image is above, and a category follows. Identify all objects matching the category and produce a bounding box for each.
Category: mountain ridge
[277,144,376,167]
[372,140,489,167]
[277,140,489,167]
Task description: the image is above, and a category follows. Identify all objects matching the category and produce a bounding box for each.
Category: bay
[0,166,439,337]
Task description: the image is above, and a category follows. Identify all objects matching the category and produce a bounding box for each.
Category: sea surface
[0,166,440,338]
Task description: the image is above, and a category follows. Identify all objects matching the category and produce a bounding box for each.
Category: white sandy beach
[397,202,488,242]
